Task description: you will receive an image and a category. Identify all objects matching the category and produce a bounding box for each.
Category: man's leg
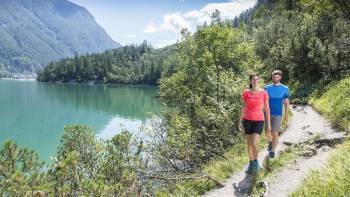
[271,131,279,152]
[266,129,272,143]
[265,113,272,151]
[269,116,282,158]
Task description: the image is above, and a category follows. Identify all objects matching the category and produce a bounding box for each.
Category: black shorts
[243,119,264,135]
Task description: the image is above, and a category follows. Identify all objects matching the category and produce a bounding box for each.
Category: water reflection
[0,80,159,161]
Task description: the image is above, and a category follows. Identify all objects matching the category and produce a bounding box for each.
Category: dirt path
[203,105,344,197]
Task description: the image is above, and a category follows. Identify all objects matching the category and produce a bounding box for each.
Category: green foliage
[159,24,261,169]
[0,140,46,196]
[37,42,172,85]
[0,125,153,196]
[253,0,350,103]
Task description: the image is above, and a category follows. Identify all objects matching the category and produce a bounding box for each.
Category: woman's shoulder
[261,89,268,95]
[256,89,268,97]
[243,89,251,94]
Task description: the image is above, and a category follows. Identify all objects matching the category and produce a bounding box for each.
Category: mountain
[0,0,120,77]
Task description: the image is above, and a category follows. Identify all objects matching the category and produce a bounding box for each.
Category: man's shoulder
[265,83,289,89]
[280,84,289,90]
[264,84,274,89]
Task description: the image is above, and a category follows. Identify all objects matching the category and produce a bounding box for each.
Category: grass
[310,76,350,133]
[290,140,350,197]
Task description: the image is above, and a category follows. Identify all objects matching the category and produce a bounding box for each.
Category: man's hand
[284,114,289,126]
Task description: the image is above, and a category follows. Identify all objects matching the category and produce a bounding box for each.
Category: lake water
[0,80,160,161]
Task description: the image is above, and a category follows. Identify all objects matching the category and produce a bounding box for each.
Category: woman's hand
[238,118,244,131]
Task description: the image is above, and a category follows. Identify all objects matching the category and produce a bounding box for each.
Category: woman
[240,73,271,174]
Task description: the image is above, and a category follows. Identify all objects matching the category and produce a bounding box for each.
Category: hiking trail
[203,105,345,197]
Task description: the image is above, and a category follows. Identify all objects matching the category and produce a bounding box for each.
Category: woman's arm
[240,91,247,122]
[264,97,271,131]
[239,102,246,131]
[240,102,246,122]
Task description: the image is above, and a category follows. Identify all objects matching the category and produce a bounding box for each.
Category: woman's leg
[246,135,254,161]
[251,134,260,160]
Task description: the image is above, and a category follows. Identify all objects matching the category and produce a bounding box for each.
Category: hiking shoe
[267,141,272,152]
[251,160,260,174]
[269,151,275,158]
[245,161,253,174]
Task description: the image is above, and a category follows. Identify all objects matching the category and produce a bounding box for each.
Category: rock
[321,146,332,152]
[302,125,311,130]
[312,136,345,148]
[283,141,294,146]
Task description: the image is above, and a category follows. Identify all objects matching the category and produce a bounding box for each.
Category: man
[264,70,290,158]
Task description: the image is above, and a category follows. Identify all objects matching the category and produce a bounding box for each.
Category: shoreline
[1,77,36,81]
[1,78,159,88]
[37,80,160,87]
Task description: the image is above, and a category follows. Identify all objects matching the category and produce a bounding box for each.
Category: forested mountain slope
[0,0,120,77]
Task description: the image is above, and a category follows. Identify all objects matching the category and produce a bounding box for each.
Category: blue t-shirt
[264,84,289,116]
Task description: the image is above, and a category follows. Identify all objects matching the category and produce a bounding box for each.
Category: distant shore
[0,73,37,80]
[1,78,36,81]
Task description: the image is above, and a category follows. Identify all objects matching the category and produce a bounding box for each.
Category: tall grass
[310,76,350,133]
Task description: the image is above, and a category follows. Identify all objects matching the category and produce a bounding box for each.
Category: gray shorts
[265,115,282,132]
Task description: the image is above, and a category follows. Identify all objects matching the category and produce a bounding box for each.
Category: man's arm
[284,98,289,124]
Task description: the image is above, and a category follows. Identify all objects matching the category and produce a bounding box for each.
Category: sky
[69,0,256,48]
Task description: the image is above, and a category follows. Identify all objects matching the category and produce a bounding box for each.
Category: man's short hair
[272,70,282,76]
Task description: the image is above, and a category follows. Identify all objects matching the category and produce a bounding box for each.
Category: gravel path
[203,105,344,197]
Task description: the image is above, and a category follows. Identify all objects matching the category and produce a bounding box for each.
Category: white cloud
[143,22,158,34]
[183,10,203,19]
[143,12,192,34]
[201,0,256,19]
[160,12,192,32]
[184,0,256,24]
[143,0,256,47]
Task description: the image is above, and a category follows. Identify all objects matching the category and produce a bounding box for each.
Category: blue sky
[69,0,256,48]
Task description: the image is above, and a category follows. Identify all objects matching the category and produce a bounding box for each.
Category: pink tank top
[242,89,268,121]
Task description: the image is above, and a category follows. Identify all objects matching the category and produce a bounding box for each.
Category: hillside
[36,42,175,85]
[0,0,120,77]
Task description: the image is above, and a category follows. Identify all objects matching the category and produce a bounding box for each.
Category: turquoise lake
[0,79,160,161]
